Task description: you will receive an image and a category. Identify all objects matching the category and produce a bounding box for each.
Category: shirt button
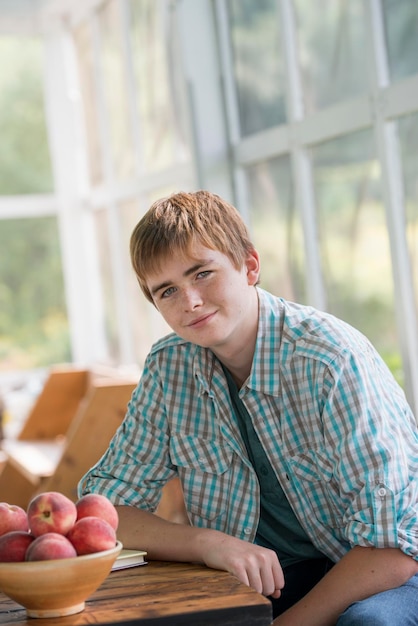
[377,487,386,497]
[244,528,251,535]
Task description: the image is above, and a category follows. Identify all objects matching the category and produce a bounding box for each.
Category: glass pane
[130,0,190,171]
[0,217,70,370]
[294,0,368,113]
[73,22,103,186]
[245,155,307,303]
[311,130,403,383]
[382,0,418,81]
[99,1,135,181]
[94,209,119,363]
[119,197,170,367]
[398,113,418,316]
[0,36,52,194]
[227,0,286,136]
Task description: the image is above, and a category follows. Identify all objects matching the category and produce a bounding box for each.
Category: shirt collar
[246,288,283,397]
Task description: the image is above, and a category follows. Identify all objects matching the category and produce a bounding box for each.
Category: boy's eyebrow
[150,259,213,297]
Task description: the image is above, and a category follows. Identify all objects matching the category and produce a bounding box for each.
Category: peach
[0,531,34,562]
[67,516,116,555]
[27,491,77,537]
[0,503,29,536]
[76,494,119,530]
[25,532,77,561]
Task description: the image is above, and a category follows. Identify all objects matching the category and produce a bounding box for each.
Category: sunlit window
[311,130,402,382]
[130,0,190,171]
[398,113,418,316]
[0,37,52,194]
[99,1,136,182]
[227,0,286,136]
[94,208,119,363]
[0,217,70,371]
[382,0,418,81]
[1,0,417,413]
[73,22,103,186]
[0,36,69,371]
[294,0,368,113]
[245,156,306,303]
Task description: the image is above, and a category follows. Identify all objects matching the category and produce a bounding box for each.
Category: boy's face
[145,244,260,357]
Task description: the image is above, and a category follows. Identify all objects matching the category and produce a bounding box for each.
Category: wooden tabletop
[0,560,272,625]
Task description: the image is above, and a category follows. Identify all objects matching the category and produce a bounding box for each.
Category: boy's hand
[200,532,284,598]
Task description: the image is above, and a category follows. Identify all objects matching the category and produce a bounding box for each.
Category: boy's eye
[197,270,211,279]
[161,286,176,298]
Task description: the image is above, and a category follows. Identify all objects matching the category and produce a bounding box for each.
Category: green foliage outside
[0,37,53,195]
[0,217,71,370]
[0,36,70,370]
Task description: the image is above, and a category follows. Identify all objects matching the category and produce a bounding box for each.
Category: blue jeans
[337,573,418,625]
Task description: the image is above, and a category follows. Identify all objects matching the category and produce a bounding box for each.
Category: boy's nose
[182,287,203,310]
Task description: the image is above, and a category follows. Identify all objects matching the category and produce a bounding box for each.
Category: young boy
[79,190,418,625]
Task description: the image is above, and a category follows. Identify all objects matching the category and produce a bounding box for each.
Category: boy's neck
[214,297,259,389]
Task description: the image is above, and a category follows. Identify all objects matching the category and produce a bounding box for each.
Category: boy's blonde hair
[130,190,255,303]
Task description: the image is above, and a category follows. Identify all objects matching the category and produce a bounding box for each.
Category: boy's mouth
[187,312,216,328]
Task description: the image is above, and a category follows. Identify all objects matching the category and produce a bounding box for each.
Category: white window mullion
[214,0,241,146]
[119,0,144,178]
[91,11,134,364]
[0,194,56,219]
[213,0,250,219]
[44,25,107,364]
[279,0,326,309]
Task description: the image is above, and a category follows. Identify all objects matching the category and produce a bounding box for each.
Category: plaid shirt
[80,288,418,562]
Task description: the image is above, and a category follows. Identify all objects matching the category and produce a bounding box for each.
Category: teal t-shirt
[223,366,324,568]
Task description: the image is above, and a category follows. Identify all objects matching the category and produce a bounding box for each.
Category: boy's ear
[245,249,260,286]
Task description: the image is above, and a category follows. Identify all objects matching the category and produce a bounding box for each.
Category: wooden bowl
[0,540,122,618]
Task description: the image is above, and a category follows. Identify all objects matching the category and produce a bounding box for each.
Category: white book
[112,549,148,571]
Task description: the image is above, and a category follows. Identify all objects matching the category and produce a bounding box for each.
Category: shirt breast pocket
[170,435,233,523]
[288,449,344,529]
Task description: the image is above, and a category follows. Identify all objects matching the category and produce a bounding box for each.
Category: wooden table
[0,560,272,625]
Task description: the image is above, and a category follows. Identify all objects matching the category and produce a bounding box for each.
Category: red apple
[0,503,29,536]
[67,516,116,555]
[25,532,77,561]
[27,491,77,537]
[76,494,119,530]
[0,531,34,562]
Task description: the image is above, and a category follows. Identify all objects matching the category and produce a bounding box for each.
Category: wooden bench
[0,367,90,507]
[0,368,136,507]
[38,379,136,501]
[0,366,188,523]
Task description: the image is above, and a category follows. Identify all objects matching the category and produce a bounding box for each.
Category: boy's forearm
[115,504,285,596]
[115,504,239,565]
[115,504,203,562]
[273,546,418,626]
